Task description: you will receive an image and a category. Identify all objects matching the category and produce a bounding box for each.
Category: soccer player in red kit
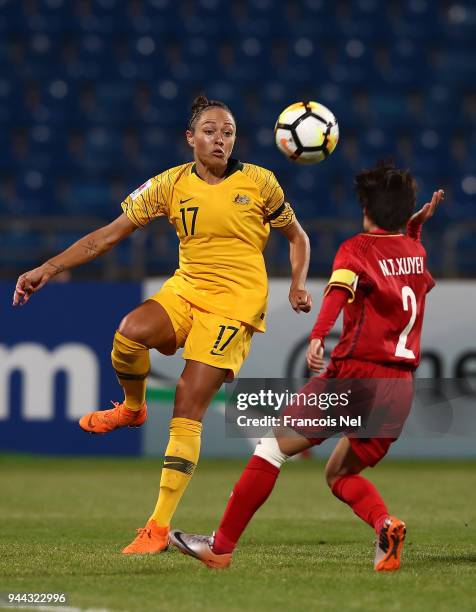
[170,162,444,572]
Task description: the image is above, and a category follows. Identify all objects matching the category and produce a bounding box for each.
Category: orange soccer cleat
[374,516,406,572]
[122,519,169,555]
[78,402,147,434]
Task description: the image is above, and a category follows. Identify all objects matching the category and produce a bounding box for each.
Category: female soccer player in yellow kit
[13,96,312,554]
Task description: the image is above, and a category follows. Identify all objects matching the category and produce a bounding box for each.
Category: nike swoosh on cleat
[180,197,193,204]
[173,532,200,559]
[87,414,96,429]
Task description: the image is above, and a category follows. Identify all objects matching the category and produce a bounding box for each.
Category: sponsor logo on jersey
[130,179,152,201]
[233,194,251,205]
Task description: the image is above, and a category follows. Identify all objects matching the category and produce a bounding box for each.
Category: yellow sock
[111,330,150,410]
[150,417,202,527]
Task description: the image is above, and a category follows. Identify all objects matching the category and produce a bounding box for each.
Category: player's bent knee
[119,313,177,355]
[118,314,151,347]
[254,434,289,469]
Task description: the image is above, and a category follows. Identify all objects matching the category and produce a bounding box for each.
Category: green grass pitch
[0,455,475,612]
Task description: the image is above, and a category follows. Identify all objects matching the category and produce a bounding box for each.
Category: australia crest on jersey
[233,193,251,205]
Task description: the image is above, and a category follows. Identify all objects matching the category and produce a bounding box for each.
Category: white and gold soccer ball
[274,101,339,164]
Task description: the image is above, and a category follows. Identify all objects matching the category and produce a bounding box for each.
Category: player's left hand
[289,286,312,313]
[408,189,445,229]
[306,338,325,373]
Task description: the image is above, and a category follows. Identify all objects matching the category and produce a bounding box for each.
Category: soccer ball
[274,101,339,164]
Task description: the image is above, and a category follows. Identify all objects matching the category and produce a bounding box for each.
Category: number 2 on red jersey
[395,285,417,359]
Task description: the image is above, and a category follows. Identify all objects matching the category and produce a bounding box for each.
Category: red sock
[331,475,389,534]
[212,455,280,555]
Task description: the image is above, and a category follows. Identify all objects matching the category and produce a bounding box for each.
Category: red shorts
[283,358,413,468]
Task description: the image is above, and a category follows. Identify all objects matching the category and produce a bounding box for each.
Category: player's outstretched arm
[13,213,137,306]
[307,287,349,373]
[278,219,312,313]
[407,189,444,239]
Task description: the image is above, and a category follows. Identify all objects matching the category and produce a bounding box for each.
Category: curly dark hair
[354,160,417,231]
[187,95,235,131]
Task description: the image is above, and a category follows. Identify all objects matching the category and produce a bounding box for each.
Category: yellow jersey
[121,159,295,332]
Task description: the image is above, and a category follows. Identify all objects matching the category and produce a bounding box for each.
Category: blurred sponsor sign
[1,279,474,457]
[0,281,142,455]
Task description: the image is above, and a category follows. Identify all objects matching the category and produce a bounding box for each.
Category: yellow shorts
[148,284,254,380]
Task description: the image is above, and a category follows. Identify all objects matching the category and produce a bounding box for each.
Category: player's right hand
[408,189,445,229]
[306,338,325,373]
[13,266,51,306]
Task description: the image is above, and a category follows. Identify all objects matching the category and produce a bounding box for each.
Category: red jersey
[325,229,434,369]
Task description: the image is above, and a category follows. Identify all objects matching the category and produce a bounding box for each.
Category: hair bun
[191,95,210,113]
[187,95,234,130]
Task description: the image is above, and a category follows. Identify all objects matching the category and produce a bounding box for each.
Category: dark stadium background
[1,0,475,280]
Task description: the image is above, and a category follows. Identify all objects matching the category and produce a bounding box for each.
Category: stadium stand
[0,0,475,277]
